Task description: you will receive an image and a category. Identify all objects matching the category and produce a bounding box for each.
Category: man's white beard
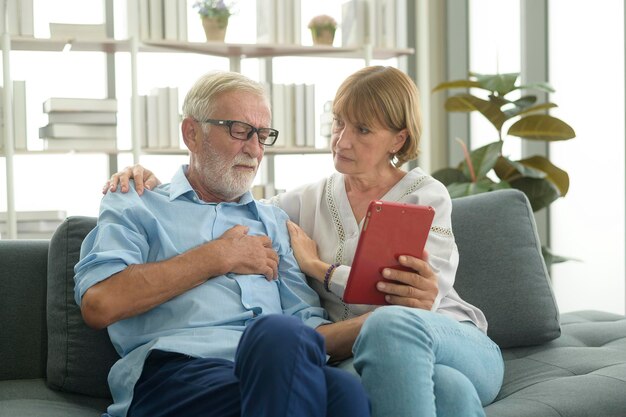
[198,139,258,201]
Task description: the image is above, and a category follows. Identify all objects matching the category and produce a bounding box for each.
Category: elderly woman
[104,66,504,417]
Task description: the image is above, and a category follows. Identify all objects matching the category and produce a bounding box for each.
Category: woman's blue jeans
[337,306,504,417]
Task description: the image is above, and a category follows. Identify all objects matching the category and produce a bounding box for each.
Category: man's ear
[182,117,200,152]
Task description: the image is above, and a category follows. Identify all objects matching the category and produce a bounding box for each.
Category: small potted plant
[193,0,236,42]
[308,14,337,46]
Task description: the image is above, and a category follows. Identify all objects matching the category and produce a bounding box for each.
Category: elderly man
[74,71,370,417]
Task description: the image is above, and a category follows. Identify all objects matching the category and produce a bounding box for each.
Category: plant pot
[310,27,335,46]
[202,16,229,42]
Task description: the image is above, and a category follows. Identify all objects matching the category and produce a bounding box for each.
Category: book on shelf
[282,84,295,148]
[342,0,368,47]
[0,219,63,233]
[47,111,117,125]
[271,84,286,147]
[49,23,107,39]
[39,123,117,139]
[149,0,164,40]
[395,0,407,49]
[163,0,178,41]
[138,0,151,40]
[251,184,266,200]
[376,0,396,48]
[151,87,170,148]
[141,87,181,150]
[176,0,188,41]
[275,0,301,44]
[43,137,117,152]
[18,0,34,37]
[1,0,19,35]
[270,83,320,149]
[365,0,377,46]
[132,0,187,42]
[304,84,316,148]
[0,210,66,222]
[126,0,140,38]
[13,231,57,239]
[43,97,118,113]
[294,83,306,147]
[256,0,276,43]
[136,95,149,148]
[12,80,28,150]
[146,94,159,149]
[168,87,181,148]
[0,0,34,36]
[0,81,28,151]
[257,0,301,45]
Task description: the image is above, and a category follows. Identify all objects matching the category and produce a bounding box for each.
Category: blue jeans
[128,315,371,417]
[338,306,504,417]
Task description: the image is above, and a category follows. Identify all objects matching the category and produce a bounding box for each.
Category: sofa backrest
[0,239,49,381]
[46,216,117,399]
[451,188,561,348]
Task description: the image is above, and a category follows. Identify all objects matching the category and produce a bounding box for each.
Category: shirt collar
[169,165,257,209]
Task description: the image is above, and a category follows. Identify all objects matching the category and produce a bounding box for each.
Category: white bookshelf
[1,1,413,239]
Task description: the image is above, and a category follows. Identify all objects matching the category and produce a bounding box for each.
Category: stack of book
[271,83,316,148]
[0,210,66,239]
[39,98,118,151]
[49,23,107,39]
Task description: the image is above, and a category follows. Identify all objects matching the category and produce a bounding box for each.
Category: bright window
[548,0,625,314]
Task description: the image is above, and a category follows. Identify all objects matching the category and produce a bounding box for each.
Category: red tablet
[342,200,435,305]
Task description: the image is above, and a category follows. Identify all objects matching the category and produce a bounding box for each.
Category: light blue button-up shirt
[74,165,329,417]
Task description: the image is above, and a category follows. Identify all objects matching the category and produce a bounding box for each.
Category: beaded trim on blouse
[400,175,454,238]
[325,174,353,320]
[431,225,454,238]
[326,174,346,264]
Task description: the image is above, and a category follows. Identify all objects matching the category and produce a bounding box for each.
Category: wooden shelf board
[8,37,413,60]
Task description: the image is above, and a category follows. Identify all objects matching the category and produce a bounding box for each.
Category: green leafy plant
[431,72,576,212]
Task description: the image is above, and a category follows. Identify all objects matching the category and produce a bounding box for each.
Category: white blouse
[267,167,488,333]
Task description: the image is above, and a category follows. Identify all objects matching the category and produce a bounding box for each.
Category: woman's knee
[358,305,432,344]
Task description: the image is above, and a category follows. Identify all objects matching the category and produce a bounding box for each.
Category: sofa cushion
[486,310,626,416]
[47,216,118,399]
[451,189,560,348]
[0,378,109,417]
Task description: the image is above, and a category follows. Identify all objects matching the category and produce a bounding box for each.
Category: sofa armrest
[0,239,49,381]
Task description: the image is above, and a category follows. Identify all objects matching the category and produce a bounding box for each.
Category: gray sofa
[1,189,626,417]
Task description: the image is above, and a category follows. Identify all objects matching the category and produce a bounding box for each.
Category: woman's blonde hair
[332,66,422,167]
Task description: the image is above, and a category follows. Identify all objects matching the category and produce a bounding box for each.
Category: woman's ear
[393,128,409,152]
[181,117,200,152]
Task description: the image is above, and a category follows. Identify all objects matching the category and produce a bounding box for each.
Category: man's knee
[237,314,324,365]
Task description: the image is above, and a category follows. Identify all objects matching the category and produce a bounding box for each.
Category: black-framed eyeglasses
[198,119,279,146]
